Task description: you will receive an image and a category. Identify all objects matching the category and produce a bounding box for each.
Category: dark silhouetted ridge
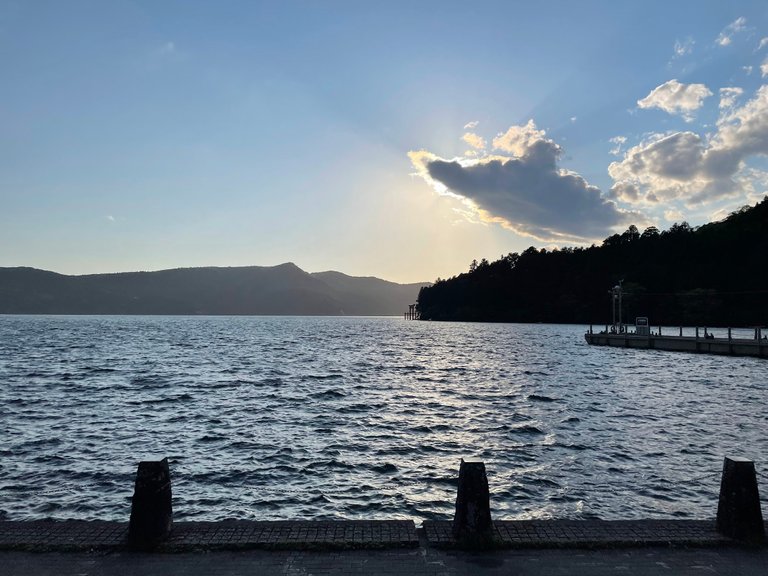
[417,196,768,326]
[0,264,428,316]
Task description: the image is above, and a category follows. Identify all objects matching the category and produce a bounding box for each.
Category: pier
[585,325,768,359]
[586,283,767,358]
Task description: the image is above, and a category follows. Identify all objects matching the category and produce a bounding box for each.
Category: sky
[2,1,768,283]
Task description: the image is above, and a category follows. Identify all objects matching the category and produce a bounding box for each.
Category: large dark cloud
[410,122,631,242]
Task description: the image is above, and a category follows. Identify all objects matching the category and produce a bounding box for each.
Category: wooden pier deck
[585,329,768,359]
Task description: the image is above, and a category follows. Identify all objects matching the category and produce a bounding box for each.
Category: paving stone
[3,519,768,553]
[422,519,743,548]
[0,520,419,552]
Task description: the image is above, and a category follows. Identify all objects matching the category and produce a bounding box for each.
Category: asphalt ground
[2,546,768,576]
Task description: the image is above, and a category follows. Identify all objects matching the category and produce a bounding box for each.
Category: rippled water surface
[1,315,766,522]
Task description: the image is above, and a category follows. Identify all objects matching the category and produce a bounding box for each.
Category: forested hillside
[417,197,768,326]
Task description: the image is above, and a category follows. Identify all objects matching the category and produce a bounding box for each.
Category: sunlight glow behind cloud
[409,122,637,243]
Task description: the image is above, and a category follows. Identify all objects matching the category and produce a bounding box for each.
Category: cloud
[719,87,743,109]
[762,57,768,78]
[710,207,731,222]
[463,121,479,129]
[673,37,694,58]
[716,16,747,47]
[609,135,627,156]
[637,79,712,121]
[743,65,754,75]
[462,132,486,150]
[409,121,635,242]
[610,84,768,206]
[492,120,553,156]
[608,181,640,203]
[107,215,115,222]
[758,37,768,51]
[664,209,684,222]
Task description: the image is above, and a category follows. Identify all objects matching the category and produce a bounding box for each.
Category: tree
[641,226,660,239]
[602,233,622,248]
[621,225,640,243]
[665,221,694,235]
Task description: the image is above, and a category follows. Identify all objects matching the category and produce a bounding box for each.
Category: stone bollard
[128,457,173,549]
[716,456,765,542]
[452,460,493,543]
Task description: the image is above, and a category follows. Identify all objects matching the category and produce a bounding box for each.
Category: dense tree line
[418,197,768,326]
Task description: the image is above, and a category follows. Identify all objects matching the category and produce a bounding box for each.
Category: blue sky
[2,1,767,283]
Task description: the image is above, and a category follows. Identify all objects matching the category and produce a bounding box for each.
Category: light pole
[611,281,623,332]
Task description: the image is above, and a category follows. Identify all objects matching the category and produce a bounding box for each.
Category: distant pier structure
[404,304,419,320]
[586,283,767,359]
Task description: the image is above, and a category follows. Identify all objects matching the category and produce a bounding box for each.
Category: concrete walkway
[0,519,748,551]
[425,519,730,548]
[2,519,767,575]
[0,520,419,551]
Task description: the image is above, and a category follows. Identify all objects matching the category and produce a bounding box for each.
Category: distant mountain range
[0,264,429,316]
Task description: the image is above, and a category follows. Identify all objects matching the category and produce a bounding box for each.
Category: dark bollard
[716,456,765,542]
[129,457,173,549]
[452,460,493,543]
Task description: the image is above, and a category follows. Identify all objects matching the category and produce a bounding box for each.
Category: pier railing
[586,324,767,358]
[588,324,764,340]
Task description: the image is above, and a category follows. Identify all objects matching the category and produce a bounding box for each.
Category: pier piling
[716,456,765,542]
[452,460,492,543]
[129,457,173,549]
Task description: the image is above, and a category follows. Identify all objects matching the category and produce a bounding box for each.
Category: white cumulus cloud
[637,79,713,121]
[610,84,768,207]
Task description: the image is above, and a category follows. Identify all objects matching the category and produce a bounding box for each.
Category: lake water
[1,315,766,523]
